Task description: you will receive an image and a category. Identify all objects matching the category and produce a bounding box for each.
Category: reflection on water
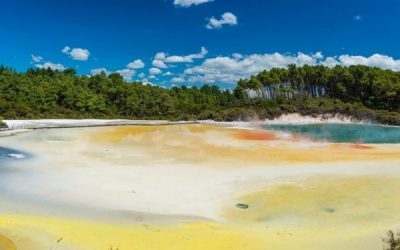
[263,123,400,143]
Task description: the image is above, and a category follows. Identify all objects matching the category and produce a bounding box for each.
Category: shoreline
[2,119,198,130]
[0,113,391,132]
[260,113,368,125]
[199,113,372,127]
[1,118,399,250]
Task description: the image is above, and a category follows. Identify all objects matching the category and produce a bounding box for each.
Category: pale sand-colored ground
[0,124,399,249]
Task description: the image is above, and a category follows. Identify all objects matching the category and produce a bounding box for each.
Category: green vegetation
[0,119,6,128]
[0,64,399,125]
[382,230,400,250]
[235,64,400,112]
[236,203,249,209]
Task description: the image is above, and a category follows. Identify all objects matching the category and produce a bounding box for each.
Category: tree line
[0,64,399,126]
[235,64,400,112]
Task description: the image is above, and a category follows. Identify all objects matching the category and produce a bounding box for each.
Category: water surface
[0,147,29,161]
[263,123,400,143]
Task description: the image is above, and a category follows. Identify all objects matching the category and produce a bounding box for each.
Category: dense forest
[235,64,400,112]
[0,64,399,127]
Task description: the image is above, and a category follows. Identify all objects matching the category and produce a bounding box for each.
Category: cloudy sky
[1,0,400,88]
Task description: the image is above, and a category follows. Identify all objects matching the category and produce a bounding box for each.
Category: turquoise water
[0,147,29,161]
[263,123,400,143]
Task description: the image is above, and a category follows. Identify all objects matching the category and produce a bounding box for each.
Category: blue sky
[1,0,400,88]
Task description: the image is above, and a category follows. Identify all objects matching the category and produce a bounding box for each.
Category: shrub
[382,230,400,250]
[0,116,6,128]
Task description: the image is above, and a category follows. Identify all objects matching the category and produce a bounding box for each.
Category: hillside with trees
[235,64,400,111]
[0,64,399,127]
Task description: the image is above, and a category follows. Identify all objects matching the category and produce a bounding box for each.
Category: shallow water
[263,123,400,143]
[0,147,29,161]
[0,124,399,250]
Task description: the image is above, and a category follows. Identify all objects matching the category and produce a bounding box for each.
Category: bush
[0,115,6,128]
[221,108,242,121]
[0,121,6,128]
[382,230,400,250]
[197,110,223,121]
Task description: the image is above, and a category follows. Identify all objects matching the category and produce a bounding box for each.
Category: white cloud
[35,62,65,71]
[149,67,162,75]
[127,59,145,69]
[152,59,168,68]
[232,53,243,59]
[183,52,400,84]
[155,52,166,60]
[91,68,111,76]
[163,71,173,76]
[142,80,156,86]
[153,47,208,65]
[321,54,400,70]
[173,0,213,7]
[313,51,324,59]
[116,69,136,81]
[138,72,146,78]
[184,52,320,83]
[62,46,90,61]
[337,54,400,70]
[322,57,339,67]
[206,12,238,29]
[171,77,186,83]
[31,55,43,63]
[62,46,70,54]
[167,47,208,62]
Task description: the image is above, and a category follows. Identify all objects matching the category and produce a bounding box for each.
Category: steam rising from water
[263,123,400,143]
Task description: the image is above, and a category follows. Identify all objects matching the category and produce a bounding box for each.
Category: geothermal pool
[0,124,399,250]
[264,123,400,143]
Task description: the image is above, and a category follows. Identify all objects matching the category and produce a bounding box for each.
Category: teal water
[263,123,400,143]
[0,147,29,161]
